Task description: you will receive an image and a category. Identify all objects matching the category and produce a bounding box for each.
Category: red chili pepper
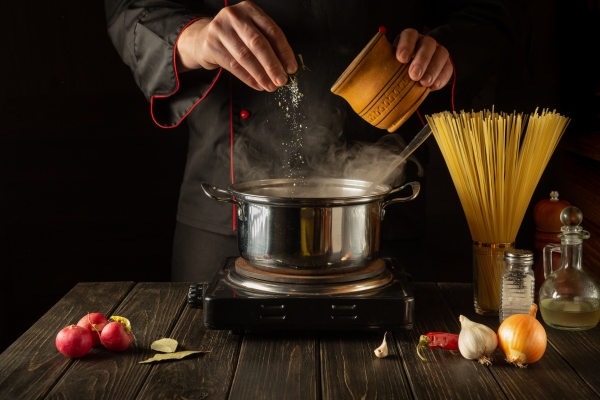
[416,332,459,361]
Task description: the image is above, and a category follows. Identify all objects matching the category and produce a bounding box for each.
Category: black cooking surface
[188,257,414,331]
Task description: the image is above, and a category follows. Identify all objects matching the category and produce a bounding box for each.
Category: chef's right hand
[176,1,298,92]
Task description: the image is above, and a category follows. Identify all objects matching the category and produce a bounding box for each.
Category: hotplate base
[188,257,414,332]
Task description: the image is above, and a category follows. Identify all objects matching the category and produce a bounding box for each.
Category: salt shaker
[499,249,535,322]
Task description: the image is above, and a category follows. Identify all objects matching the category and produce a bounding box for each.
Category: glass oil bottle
[539,206,600,330]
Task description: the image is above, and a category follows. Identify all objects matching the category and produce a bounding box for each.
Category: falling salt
[276,77,306,180]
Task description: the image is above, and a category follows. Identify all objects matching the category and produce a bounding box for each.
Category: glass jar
[499,249,535,322]
[473,241,514,316]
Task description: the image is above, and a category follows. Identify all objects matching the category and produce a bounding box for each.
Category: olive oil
[539,298,600,330]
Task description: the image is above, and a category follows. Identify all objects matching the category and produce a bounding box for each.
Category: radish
[101,316,134,351]
[55,325,93,358]
[76,312,109,346]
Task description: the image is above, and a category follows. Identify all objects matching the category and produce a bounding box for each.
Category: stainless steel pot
[201,178,420,274]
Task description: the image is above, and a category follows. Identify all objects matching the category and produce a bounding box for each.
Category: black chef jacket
[105,0,517,240]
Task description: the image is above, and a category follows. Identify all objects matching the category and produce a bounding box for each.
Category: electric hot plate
[188,257,414,331]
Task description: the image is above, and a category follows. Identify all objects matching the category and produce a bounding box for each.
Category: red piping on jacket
[223,0,236,231]
[149,17,223,128]
[449,55,456,112]
[229,73,237,231]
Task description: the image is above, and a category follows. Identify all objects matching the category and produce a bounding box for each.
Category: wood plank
[438,283,599,399]
[3,281,598,399]
[137,299,243,400]
[320,330,412,399]
[541,322,600,397]
[0,281,135,399]
[44,282,189,399]
[394,283,505,399]
[229,331,318,400]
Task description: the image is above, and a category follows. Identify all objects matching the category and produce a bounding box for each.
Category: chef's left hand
[395,28,453,91]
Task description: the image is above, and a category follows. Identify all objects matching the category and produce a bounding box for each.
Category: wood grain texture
[45,282,189,399]
[540,324,600,397]
[395,283,505,399]
[229,331,318,400]
[439,283,600,400]
[320,330,412,399]
[137,299,242,400]
[0,281,134,399]
[2,282,600,400]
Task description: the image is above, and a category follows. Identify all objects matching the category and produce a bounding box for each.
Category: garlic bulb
[374,332,388,358]
[458,315,498,365]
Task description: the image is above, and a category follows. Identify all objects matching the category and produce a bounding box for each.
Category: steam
[233,84,423,192]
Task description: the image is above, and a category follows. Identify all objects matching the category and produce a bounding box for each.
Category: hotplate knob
[188,283,208,309]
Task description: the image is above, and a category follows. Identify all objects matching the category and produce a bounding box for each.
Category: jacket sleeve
[104,0,222,127]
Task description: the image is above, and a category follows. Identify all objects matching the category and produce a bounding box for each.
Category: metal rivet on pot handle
[380,181,421,220]
[200,182,246,220]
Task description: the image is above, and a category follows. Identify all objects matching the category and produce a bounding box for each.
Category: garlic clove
[374,332,388,358]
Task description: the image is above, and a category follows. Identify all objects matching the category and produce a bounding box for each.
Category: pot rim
[229,178,390,206]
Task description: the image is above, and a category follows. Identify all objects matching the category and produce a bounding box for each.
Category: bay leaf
[138,350,209,364]
[151,338,178,353]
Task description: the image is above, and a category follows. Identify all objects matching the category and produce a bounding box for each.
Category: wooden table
[1,280,599,399]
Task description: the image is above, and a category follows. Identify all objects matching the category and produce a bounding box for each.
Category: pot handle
[201,182,246,221]
[201,182,244,207]
[380,181,420,218]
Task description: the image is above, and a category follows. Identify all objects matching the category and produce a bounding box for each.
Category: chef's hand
[395,28,453,91]
[176,1,297,92]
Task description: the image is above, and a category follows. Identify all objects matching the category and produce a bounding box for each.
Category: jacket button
[240,110,250,119]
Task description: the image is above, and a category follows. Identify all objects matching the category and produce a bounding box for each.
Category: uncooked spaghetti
[426,109,570,312]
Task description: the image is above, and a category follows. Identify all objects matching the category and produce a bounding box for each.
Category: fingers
[197,18,265,91]
[246,5,298,75]
[395,28,453,91]
[432,58,454,90]
[395,28,419,64]
[196,2,297,92]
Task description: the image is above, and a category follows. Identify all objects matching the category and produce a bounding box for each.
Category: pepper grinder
[533,191,570,301]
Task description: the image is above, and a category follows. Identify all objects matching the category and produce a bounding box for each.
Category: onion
[497,303,547,368]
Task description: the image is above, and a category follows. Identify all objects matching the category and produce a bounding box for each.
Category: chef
[104,0,520,282]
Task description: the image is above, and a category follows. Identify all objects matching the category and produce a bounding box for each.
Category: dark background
[0,2,188,351]
[1,1,598,352]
